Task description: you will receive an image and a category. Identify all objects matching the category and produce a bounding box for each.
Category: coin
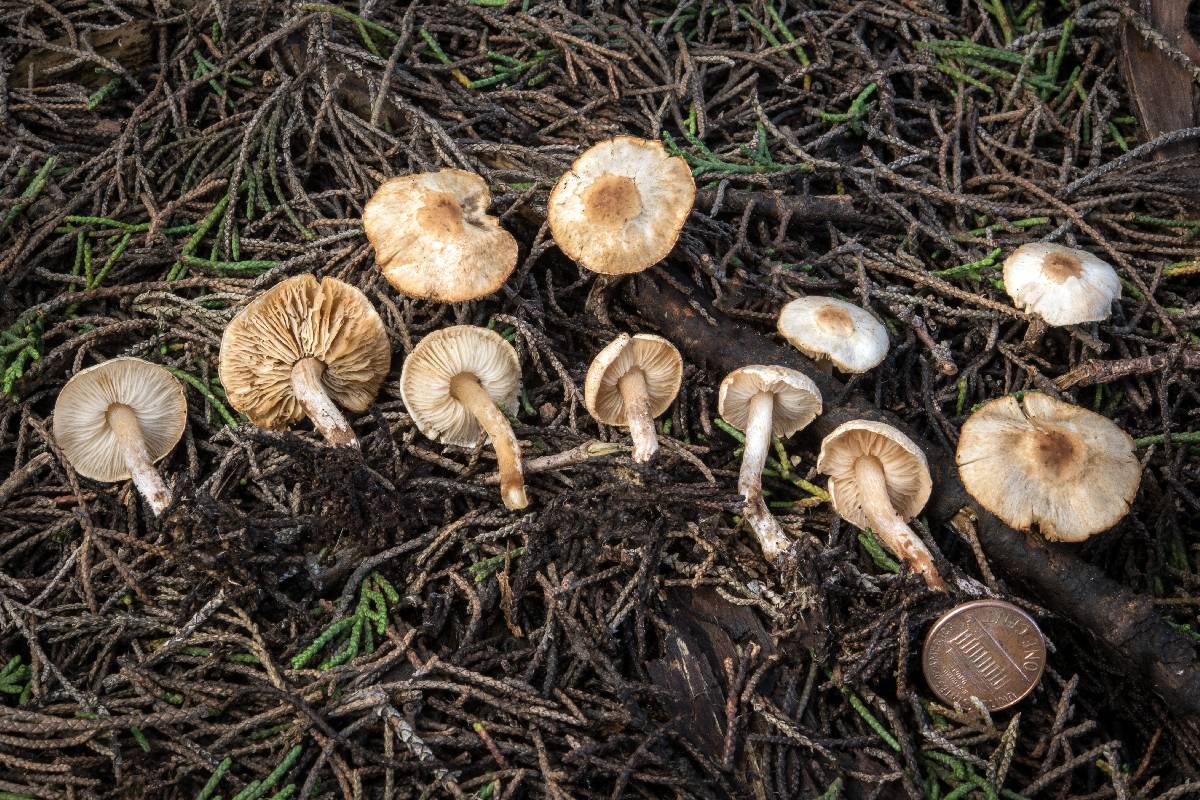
[922,599,1046,711]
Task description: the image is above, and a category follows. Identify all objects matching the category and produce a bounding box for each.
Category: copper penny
[922,599,1046,711]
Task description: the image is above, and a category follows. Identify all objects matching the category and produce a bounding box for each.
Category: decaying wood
[1119,0,1200,159]
[1056,350,1200,389]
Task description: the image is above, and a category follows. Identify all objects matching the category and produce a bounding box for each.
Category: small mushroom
[401,325,528,510]
[817,420,945,590]
[777,296,889,373]
[362,169,519,302]
[718,365,823,561]
[956,392,1140,542]
[219,274,391,447]
[53,357,187,516]
[1003,243,1121,326]
[547,136,695,276]
[584,334,682,463]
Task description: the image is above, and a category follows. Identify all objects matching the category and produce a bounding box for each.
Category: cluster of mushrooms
[50,136,1142,590]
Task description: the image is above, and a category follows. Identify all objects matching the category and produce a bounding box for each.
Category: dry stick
[628,269,1200,717]
[290,358,356,447]
[482,440,622,484]
[449,374,528,510]
[105,404,171,516]
[617,369,658,463]
[853,456,945,591]
[739,391,791,562]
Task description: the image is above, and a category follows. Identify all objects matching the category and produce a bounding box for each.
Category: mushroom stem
[106,403,172,516]
[291,357,357,447]
[852,455,946,590]
[617,368,659,463]
[450,373,528,510]
[739,391,792,561]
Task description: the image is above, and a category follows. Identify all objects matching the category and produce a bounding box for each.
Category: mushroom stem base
[450,373,528,510]
[291,358,357,447]
[853,455,945,590]
[106,403,172,516]
[740,391,791,562]
[617,368,659,463]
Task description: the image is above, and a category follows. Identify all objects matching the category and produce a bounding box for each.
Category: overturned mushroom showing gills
[957,392,1140,542]
[363,169,519,302]
[718,366,822,561]
[401,326,528,510]
[817,420,945,590]
[53,357,187,516]
[219,274,391,447]
[777,296,889,373]
[547,136,696,276]
[584,334,682,463]
[1003,242,1121,326]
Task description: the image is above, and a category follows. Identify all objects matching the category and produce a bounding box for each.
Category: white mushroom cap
[584,334,682,425]
[547,136,695,275]
[219,274,391,430]
[717,365,822,436]
[400,325,521,447]
[816,420,931,529]
[363,169,519,302]
[53,358,187,482]
[956,392,1140,542]
[777,296,889,373]
[1003,243,1121,326]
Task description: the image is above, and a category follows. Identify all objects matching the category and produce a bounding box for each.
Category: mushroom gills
[852,455,945,590]
[449,373,528,510]
[617,367,659,463]
[291,357,358,447]
[738,391,792,561]
[106,403,172,515]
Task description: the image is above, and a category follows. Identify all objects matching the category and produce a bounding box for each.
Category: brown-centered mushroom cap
[584,334,682,426]
[547,136,695,275]
[816,420,931,530]
[717,365,822,436]
[777,296,889,373]
[1003,243,1121,326]
[363,169,519,302]
[219,274,391,430]
[956,392,1140,542]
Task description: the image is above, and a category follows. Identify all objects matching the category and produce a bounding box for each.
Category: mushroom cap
[717,365,823,437]
[400,325,522,447]
[956,392,1140,542]
[363,169,519,302]
[817,420,932,528]
[583,334,683,426]
[53,357,187,482]
[1003,243,1121,326]
[219,274,391,430]
[777,296,889,373]
[547,136,696,275]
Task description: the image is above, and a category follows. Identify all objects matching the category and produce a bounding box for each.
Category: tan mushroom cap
[219,274,391,430]
[718,365,822,436]
[816,420,931,529]
[956,392,1140,542]
[1003,243,1121,326]
[777,296,889,373]
[53,358,187,482]
[363,169,519,302]
[547,136,696,275]
[400,325,521,447]
[584,334,682,425]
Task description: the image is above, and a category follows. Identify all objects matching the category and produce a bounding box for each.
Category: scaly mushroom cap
[53,358,187,482]
[219,274,391,430]
[400,325,521,447]
[363,169,519,302]
[956,392,1140,542]
[1003,243,1121,326]
[547,136,695,275]
[777,296,889,373]
[584,334,683,425]
[817,420,931,529]
[717,365,823,437]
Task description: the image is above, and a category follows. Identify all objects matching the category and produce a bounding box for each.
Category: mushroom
[718,365,823,561]
[362,169,519,303]
[547,136,695,276]
[401,325,528,510]
[53,357,187,516]
[777,296,889,373]
[817,420,945,590]
[219,274,391,447]
[584,334,682,463]
[956,392,1140,542]
[1003,243,1121,326]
